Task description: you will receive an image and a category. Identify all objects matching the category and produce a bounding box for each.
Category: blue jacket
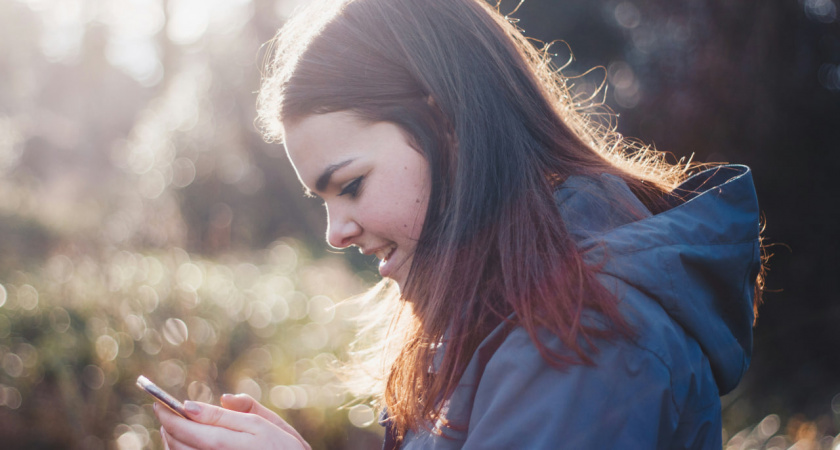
[393,165,761,449]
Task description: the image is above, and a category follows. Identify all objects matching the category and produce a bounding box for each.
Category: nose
[326,205,362,249]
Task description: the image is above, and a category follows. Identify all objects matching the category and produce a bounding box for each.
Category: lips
[380,245,396,265]
[360,243,401,279]
[373,244,394,261]
[370,244,397,277]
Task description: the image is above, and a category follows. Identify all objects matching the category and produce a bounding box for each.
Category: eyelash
[339,176,364,198]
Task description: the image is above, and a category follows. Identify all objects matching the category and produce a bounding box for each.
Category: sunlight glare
[167,0,210,46]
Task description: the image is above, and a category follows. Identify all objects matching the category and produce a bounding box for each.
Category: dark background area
[0,0,838,447]
[506,0,840,425]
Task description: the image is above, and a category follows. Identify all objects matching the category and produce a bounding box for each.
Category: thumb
[220,393,310,449]
[221,393,280,425]
[220,393,256,413]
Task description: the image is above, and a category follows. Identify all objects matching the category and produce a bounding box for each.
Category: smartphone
[136,375,191,420]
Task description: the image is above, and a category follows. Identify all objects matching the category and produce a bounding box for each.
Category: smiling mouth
[376,244,396,267]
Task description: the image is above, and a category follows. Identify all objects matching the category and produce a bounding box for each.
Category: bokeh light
[348,404,375,428]
[1,0,836,448]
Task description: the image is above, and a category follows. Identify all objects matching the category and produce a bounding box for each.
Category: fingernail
[184,401,201,415]
[221,393,234,401]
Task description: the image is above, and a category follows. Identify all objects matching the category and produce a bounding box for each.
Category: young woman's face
[283,111,430,290]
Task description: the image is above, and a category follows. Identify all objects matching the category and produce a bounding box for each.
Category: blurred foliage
[0,242,383,449]
[0,0,384,448]
[1,0,839,448]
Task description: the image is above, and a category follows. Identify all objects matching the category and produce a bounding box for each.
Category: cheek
[408,168,430,239]
[377,187,426,239]
[405,186,429,241]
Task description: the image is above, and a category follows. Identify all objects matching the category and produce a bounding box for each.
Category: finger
[220,393,253,413]
[181,400,265,433]
[160,428,170,450]
[156,401,253,449]
[220,394,309,447]
[220,393,281,423]
[157,397,306,449]
[161,424,200,450]
[161,427,198,450]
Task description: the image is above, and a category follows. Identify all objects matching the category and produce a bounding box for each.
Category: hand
[220,393,310,449]
[155,394,311,450]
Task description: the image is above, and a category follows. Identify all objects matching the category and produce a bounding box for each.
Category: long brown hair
[258,0,710,440]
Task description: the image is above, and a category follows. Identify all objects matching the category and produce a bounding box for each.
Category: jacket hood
[555,165,761,395]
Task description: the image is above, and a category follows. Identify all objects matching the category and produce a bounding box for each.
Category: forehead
[284,112,364,164]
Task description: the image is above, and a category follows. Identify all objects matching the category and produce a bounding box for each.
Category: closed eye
[339,176,364,198]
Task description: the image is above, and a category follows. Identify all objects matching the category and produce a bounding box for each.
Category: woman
[155,0,764,448]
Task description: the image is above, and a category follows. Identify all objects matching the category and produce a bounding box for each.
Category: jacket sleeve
[461,327,680,450]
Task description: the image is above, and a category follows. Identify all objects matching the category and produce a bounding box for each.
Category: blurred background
[0,0,837,448]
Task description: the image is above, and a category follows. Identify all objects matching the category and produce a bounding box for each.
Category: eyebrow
[315,159,354,193]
